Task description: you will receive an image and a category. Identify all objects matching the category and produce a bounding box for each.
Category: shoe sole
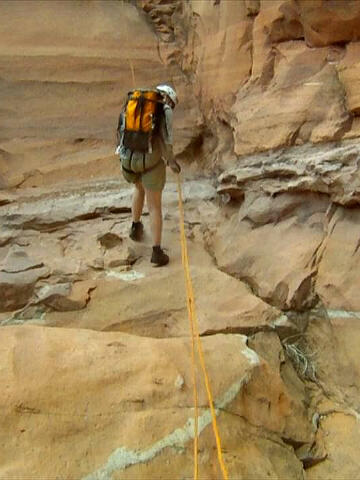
[151,261,169,267]
[151,257,169,267]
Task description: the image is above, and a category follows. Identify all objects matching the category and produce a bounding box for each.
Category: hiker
[116,84,181,266]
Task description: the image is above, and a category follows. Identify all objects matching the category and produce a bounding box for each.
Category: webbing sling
[176,174,229,480]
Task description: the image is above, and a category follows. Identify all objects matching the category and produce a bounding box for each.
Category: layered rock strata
[2,0,360,186]
[1,0,360,478]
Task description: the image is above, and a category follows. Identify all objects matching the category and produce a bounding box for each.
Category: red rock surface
[1,1,360,478]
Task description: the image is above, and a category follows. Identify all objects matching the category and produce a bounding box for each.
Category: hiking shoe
[129,221,144,242]
[151,245,169,267]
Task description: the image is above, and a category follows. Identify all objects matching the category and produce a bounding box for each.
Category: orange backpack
[121,89,163,153]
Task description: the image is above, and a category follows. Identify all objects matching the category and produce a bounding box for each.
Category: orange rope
[183,254,199,480]
[176,174,229,480]
[177,175,199,479]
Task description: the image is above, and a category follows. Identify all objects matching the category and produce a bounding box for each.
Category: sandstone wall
[174,0,360,160]
[2,0,360,187]
[0,0,200,188]
[2,2,360,478]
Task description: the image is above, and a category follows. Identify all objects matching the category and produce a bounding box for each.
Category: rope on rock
[176,174,229,480]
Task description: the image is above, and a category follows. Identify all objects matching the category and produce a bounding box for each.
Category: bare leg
[132,181,145,222]
[145,188,162,246]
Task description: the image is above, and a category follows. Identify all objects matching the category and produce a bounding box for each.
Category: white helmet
[156,84,178,106]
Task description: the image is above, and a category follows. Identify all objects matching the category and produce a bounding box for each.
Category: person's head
[156,84,177,109]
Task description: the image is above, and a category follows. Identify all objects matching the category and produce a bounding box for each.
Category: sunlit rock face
[1,1,360,479]
[2,0,360,185]
[0,0,200,188]
[187,0,359,158]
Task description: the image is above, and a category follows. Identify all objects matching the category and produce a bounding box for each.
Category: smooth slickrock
[0,326,308,479]
[0,0,167,137]
[115,421,305,480]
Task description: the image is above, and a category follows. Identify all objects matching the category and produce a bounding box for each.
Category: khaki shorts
[120,148,166,191]
[122,160,166,191]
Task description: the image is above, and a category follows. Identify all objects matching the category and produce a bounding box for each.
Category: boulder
[103,246,139,269]
[0,326,310,479]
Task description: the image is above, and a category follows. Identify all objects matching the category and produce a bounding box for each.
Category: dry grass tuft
[282,334,317,382]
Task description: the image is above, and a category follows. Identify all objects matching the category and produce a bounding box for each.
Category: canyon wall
[2,0,360,186]
[0,0,199,188]
[1,1,360,479]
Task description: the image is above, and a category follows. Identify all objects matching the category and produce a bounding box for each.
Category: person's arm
[115,112,125,154]
[163,105,181,173]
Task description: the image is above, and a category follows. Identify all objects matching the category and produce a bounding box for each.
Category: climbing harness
[176,174,229,480]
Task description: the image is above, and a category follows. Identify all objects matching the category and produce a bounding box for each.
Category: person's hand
[169,159,181,174]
